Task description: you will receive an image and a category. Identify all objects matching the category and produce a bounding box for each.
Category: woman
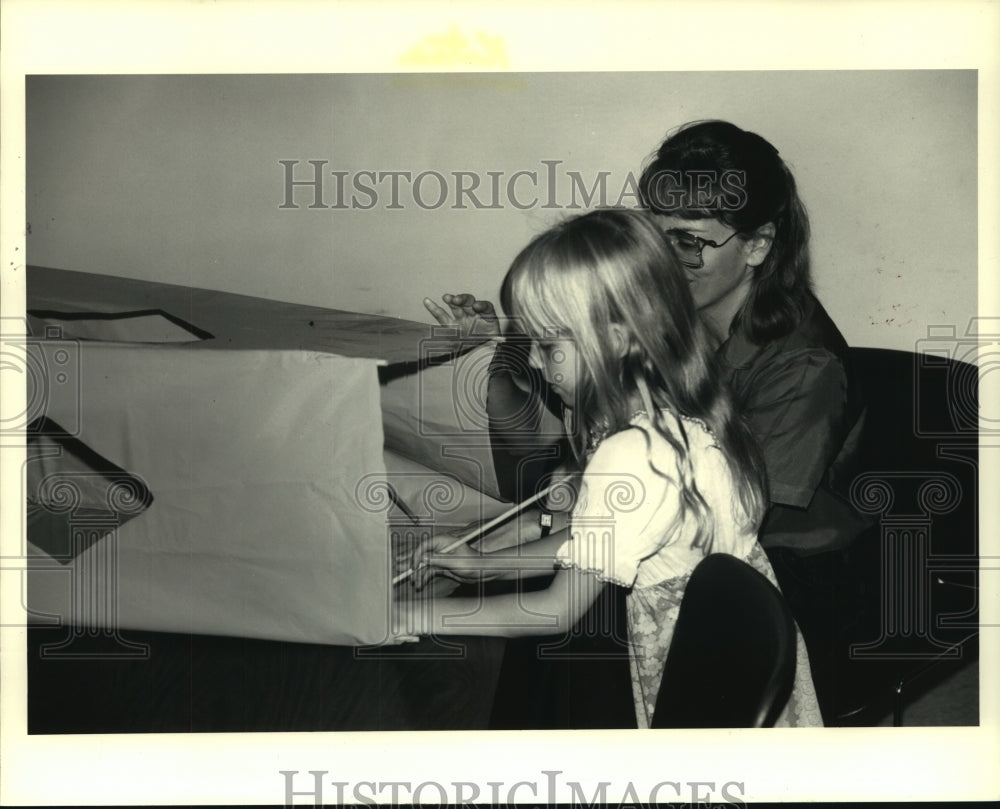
[636,120,868,557]
[425,120,868,722]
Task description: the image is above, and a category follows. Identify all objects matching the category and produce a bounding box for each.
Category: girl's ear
[745,222,775,268]
[608,323,630,359]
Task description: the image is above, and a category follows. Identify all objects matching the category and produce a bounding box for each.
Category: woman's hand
[423,293,501,353]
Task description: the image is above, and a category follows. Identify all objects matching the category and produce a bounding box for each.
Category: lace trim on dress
[554,557,634,589]
[586,408,720,458]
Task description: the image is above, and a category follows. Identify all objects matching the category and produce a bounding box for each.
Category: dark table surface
[27,625,506,733]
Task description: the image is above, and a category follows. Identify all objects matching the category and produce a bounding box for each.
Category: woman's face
[653,214,755,315]
[528,336,578,407]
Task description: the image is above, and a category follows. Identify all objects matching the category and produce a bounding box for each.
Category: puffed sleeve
[555,427,681,588]
[739,349,848,509]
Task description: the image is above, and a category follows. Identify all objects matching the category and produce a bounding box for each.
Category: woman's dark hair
[638,120,812,344]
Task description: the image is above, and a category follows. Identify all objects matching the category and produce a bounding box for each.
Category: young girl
[398,208,822,728]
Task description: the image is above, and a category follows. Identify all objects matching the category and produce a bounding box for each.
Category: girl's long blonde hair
[500,208,767,551]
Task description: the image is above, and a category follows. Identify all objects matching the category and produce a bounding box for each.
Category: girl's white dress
[555,410,823,728]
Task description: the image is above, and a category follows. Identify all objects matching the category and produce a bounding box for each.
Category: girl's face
[528,336,578,407]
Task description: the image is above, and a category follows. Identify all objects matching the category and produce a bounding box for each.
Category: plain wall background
[26,71,977,354]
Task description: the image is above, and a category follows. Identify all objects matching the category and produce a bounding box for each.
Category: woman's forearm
[487,340,571,501]
[486,339,565,447]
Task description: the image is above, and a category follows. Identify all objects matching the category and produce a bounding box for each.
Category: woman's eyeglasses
[662,228,741,268]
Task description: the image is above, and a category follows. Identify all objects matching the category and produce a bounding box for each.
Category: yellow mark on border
[398,24,509,69]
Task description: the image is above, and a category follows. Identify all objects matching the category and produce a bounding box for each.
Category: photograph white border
[2,1,998,805]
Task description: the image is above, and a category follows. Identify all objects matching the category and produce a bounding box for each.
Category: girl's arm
[398,566,605,639]
[413,528,572,590]
[472,506,572,553]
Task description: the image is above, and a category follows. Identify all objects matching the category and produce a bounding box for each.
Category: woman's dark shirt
[717,293,870,554]
[487,293,870,554]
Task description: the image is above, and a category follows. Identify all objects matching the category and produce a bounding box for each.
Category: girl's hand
[411,532,492,591]
[423,293,501,352]
[391,530,462,596]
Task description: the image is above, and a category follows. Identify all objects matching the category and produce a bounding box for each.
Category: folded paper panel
[24,265,510,646]
[26,266,504,496]
[381,448,508,528]
[26,422,154,562]
[379,341,503,501]
[27,309,213,343]
[27,344,392,646]
[27,265,435,363]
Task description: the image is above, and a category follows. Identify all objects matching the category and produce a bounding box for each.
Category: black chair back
[652,553,796,728]
[836,347,979,723]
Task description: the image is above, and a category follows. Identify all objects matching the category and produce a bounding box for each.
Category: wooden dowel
[392,483,557,585]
